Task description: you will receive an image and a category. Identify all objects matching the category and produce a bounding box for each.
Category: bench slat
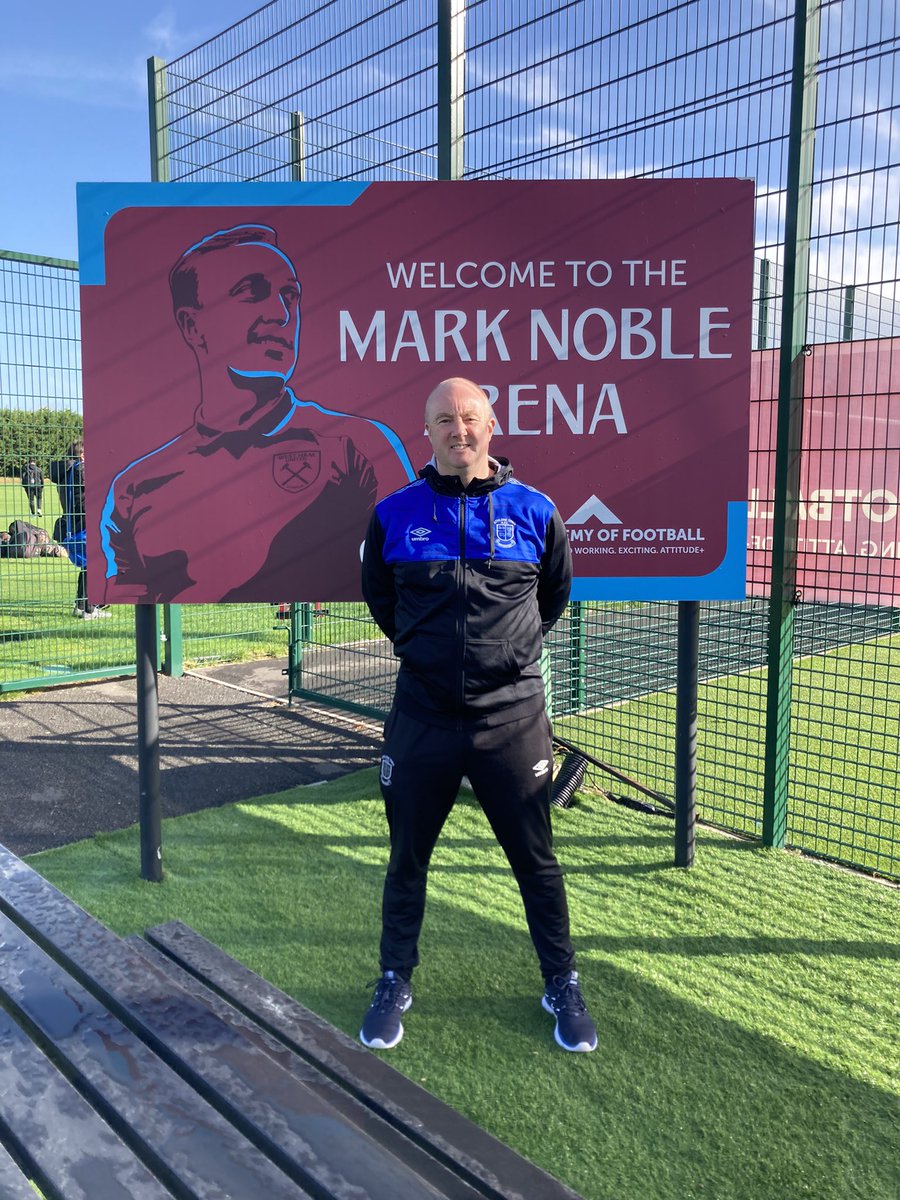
[0,999,172,1200]
[0,914,312,1200]
[146,921,583,1200]
[128,934,484,1200]
[0,1132,82,1200]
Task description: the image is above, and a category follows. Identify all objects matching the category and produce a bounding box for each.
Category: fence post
[674,602,699,867]
[438,0,465,181]
[148,55,184,677]
[163,604,183,677]
[841,285,855,341]
[568,602,586,712]
[291,112,306,181]
[148,56,170,183]
[757,257,771,350]
[763,0,820,847]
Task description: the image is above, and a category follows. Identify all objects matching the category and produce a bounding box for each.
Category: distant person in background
[60,440,109,619]
[49,444,82,518]
[21,460,44,516]
[0,520,67,558]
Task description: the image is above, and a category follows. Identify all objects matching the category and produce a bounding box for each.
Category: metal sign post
[674,600,699,867]
[135,604,163,882]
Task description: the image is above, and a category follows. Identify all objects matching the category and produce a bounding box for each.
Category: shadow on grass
[222,809,900,1200]
[577,932,900,960]
[28,779,900,1200]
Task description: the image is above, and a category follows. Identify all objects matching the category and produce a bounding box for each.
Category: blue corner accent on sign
[569,500,749,602]
[76,181,371,286]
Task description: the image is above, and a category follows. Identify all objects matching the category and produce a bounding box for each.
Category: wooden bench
[0,845,583,1200]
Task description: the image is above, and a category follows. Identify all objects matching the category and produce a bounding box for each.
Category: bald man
[359,377,597,1053]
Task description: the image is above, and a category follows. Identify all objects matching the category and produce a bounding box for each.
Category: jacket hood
[419,456,513,496]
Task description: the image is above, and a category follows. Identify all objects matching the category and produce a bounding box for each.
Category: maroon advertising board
[77,179,754,604]
[749,337,900,606]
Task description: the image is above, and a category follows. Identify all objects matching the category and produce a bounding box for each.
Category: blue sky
[0,0,260,262]
[1,0,895,309]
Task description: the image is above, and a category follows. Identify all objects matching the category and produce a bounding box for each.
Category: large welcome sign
[78,179,753,604]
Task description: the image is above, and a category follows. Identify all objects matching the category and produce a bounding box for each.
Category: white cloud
[142,7,180,57]
[0,51,145,107]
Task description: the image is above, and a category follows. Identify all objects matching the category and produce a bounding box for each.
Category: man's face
[178,242,301,380]
[425,381,496,482]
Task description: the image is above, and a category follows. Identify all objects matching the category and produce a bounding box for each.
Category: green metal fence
[0,250,138,690]
[2,1,897,879]
[150,0,899,878]
[0,250,299,687]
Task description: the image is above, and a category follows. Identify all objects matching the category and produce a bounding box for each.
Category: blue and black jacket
[362,458,572,725]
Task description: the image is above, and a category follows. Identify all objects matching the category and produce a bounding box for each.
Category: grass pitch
[29,770,900,1200]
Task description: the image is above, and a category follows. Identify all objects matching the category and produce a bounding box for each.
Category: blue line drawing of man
[100,224,415,604]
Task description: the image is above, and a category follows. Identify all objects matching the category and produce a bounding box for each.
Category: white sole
[359,1023,405,1050]
[359,994,412,1050]
[542,995,597,1052]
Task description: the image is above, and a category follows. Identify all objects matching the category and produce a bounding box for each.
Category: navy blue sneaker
[542,971,597,1052]
[359,971,412,1049]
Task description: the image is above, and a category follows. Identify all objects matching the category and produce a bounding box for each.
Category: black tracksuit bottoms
[378,704,576,982]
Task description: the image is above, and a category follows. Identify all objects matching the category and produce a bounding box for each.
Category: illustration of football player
[100,224,414,603]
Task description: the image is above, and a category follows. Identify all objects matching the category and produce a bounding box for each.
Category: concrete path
[0,659,381,857]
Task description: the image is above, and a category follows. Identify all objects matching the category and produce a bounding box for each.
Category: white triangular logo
[565,495,623,525]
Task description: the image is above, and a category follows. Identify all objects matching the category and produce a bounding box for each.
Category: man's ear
[176,308,206,352]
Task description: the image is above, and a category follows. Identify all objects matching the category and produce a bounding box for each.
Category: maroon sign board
[77,179,754,604]
[749,338,900,606]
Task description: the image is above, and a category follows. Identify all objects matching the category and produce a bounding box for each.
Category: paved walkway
[0,658,382,857]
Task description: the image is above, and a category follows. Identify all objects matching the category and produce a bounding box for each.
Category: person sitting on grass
[0,520,68,559]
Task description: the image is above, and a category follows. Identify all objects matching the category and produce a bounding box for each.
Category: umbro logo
[532,759,551,777]
[409,526,431,542]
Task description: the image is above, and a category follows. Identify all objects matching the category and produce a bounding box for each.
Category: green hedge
[0,408,83,476]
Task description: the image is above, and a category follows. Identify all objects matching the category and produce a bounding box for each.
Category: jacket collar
[419,455,512,496]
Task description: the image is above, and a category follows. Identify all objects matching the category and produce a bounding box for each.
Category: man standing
[360,377,596,1054]
[61,440,109,619]
[21,460,43,516]
[100,224,414,604]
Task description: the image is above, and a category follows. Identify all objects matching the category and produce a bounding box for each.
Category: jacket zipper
[457,494,467,711]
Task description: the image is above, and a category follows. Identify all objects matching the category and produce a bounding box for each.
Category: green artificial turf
[29,770,900,1200]
[555,629,900,878]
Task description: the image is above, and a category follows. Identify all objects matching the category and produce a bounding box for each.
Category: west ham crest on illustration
[273,450,321,492]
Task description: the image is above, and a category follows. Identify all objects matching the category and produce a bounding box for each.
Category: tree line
[0,408,83,477]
